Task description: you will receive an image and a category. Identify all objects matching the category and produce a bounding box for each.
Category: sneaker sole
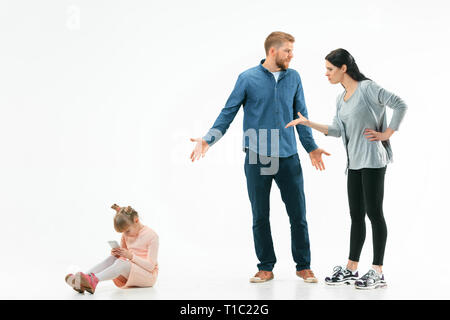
[325,279,358,286]
[355,282,387,290]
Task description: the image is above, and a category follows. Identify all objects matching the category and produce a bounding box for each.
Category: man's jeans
[244,149,311,272]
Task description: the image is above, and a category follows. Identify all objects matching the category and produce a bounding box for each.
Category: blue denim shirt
[203,59,318,157]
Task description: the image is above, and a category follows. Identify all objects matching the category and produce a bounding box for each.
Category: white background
[0,0,449,299]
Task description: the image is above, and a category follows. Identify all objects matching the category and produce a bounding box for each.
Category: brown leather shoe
[296,269,318,283]
[250,270,274,283]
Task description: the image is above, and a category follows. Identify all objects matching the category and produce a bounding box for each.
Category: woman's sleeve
[366,81,408,131]
[130,233,159,273]
[325,95,342,137]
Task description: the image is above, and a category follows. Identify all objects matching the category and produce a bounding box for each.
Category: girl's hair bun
[112,204,139,232]
[124,206,133,214]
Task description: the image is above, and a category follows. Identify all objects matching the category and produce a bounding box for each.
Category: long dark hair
[325,48,369,81]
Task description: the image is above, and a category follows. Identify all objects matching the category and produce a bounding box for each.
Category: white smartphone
[108,240,120,249]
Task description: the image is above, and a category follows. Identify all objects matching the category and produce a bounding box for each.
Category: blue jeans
[244,149,311,272]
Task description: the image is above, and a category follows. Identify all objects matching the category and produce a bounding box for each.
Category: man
[190,31,330,283]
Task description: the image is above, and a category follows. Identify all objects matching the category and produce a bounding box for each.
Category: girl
[285,48,407,289]
[65,204,159,294]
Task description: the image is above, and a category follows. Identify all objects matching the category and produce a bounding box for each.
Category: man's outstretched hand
[309,148,331,171]
[190,138,210,162]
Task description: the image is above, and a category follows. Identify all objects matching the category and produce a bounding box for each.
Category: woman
[285,48,407,289]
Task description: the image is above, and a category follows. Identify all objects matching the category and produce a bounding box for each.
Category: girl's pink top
[113,225,159,288]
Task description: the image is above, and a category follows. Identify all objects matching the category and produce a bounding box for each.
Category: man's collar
[259,59,271,73]
[259,59,288,75]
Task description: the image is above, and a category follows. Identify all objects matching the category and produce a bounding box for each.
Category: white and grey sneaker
[324,265,359,286]
[355,269,387,290]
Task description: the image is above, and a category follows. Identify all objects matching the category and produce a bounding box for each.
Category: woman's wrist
[309,121,328,134]
[384,128,395,140]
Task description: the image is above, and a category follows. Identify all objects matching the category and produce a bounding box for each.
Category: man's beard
[275,55,288,70]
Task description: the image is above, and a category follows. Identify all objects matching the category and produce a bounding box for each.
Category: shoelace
[360,270,377,281]
[332,266,345,278]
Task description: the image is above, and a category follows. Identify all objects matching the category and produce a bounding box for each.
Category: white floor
[3,262,448,300]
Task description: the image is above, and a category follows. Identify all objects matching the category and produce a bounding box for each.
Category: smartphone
[108,240,120,249]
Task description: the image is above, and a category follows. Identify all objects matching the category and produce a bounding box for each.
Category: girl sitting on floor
[65,204,159,294]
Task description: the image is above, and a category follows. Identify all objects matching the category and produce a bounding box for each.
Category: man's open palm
[309,148,331,171]
[190,138,210,162]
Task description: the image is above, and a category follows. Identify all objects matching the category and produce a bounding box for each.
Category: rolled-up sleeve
[326,114,342,137]
[325,95,342,138]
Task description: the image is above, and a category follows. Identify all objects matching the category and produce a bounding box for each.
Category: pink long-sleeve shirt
[113,225,159,288]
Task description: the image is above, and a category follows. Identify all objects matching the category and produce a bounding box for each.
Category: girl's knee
[106,255,118,263]
[113,259,129,267]
[114,259,131,271]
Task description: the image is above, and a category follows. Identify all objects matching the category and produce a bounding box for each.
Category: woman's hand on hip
[364,128,395,141]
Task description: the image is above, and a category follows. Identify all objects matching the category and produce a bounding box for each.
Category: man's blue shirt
[203,59,318,157]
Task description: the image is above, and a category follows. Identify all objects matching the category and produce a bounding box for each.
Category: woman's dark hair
[325,48,369,81]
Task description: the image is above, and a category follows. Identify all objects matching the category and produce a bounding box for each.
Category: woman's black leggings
[347,166,387,266]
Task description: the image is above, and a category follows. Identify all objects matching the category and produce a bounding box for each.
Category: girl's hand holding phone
[111,248,133,260]
[111,248,120,258]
